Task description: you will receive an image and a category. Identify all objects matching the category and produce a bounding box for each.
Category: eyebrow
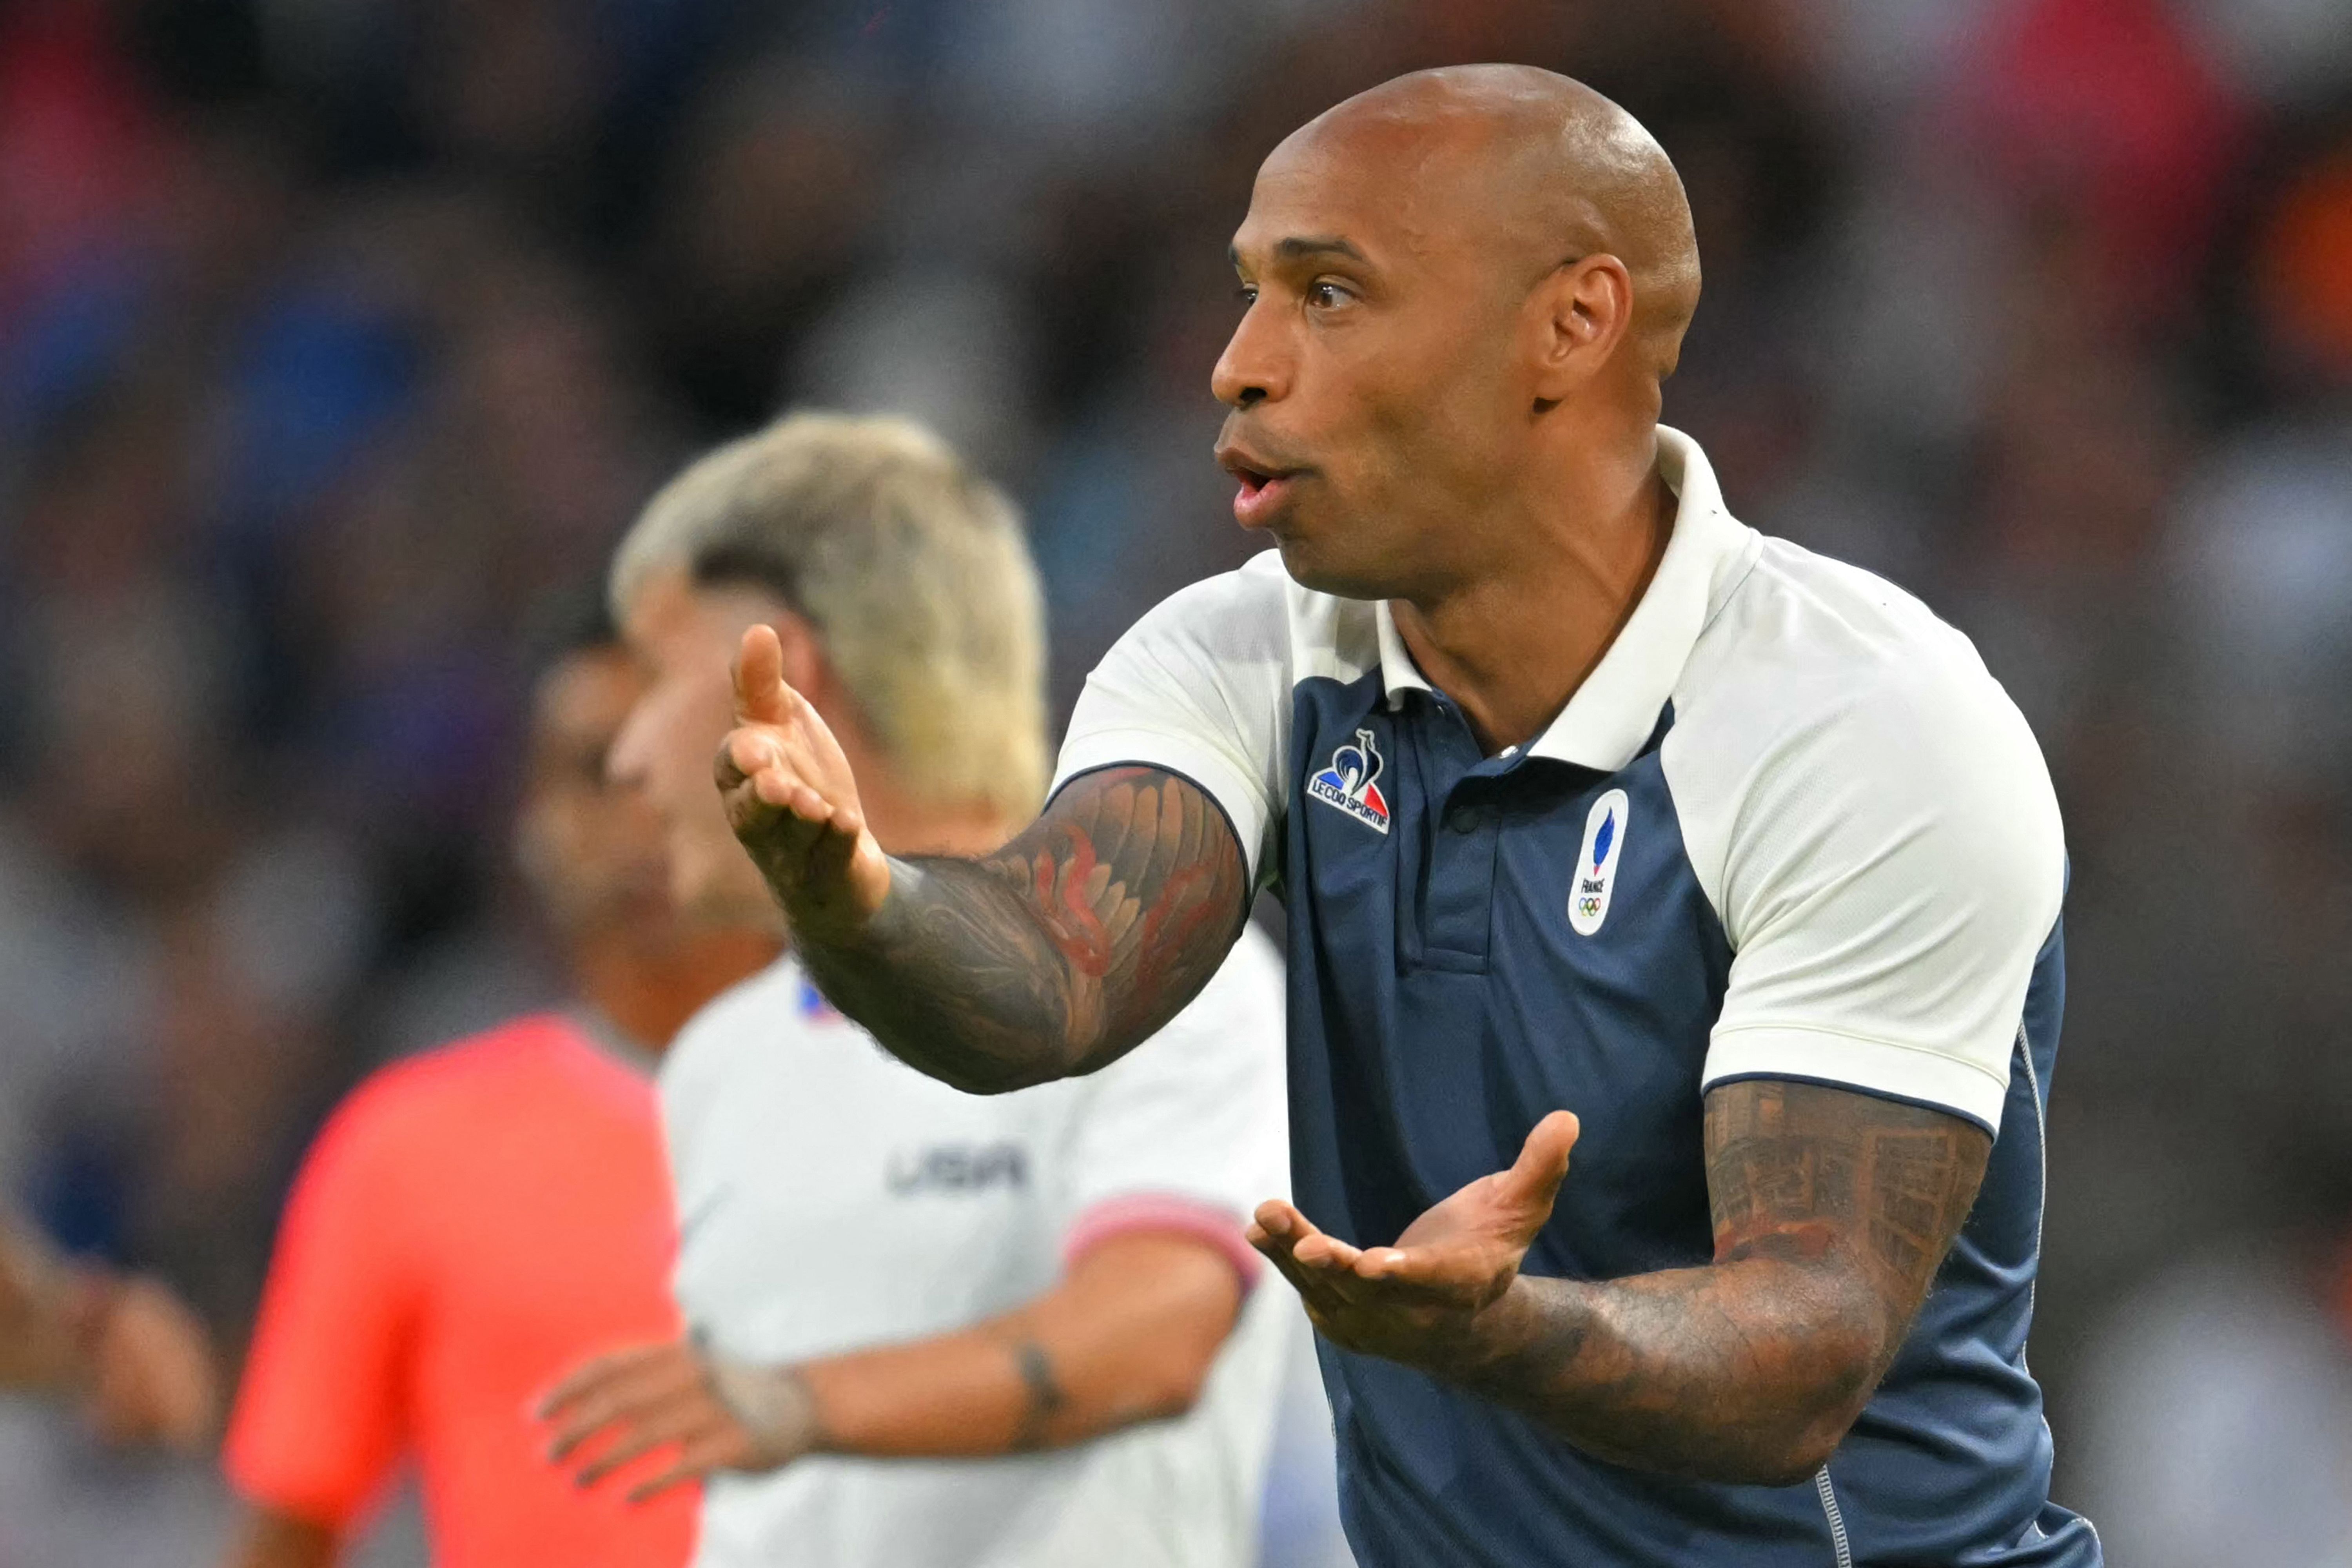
[1229,234,1370,269]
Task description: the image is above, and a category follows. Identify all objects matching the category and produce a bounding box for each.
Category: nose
[1210,297,1292,410]
[607,701,651,789]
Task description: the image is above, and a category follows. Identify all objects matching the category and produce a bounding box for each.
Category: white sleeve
[1680,658,2065,1134]
[1056,928,1290,1267]
[1052,554,1295,886]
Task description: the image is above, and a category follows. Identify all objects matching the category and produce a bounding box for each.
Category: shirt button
[1448,806,1483,833]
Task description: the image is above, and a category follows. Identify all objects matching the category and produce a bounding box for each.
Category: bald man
[711,66,2102,1567]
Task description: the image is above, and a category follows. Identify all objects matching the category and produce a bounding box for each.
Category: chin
[1274,535,1403,604]
[675,844,790,930]
[669,850,731,922]
[675,880,780,938]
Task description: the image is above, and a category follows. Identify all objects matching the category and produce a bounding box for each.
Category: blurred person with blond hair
[217,600,776,1568]
[540,410,1293,1568]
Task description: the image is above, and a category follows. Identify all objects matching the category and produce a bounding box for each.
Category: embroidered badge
[1307,726,1392,835]
[1570,788,1629,935]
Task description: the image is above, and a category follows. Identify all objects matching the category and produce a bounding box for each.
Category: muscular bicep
[1704,1079,1991,1344]
[971,765,1250,1065]
[852,765,1252,1088]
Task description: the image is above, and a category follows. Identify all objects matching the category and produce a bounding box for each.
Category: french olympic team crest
[1570,788,1629,935]
[1308,727,1392,834]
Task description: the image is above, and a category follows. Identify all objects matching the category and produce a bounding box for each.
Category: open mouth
[1232,463,1282,496]
[1220,452,1305,527]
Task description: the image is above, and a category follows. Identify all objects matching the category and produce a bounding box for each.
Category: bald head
[1277,65,1700,375]
[1212,66,1704,601]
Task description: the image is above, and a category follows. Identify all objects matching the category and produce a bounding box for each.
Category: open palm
[715,624,891,935]
[1248,1111,1580,1364]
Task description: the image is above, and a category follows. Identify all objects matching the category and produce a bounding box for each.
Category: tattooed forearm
[793,768,1249,1092]
[1007,1339,1068,1451]
[1704,1080,1983,1294]
[1436,1082,1989,1484]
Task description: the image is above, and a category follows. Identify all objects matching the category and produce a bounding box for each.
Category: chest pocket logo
[1307,727,1392,835]
[1570,788,1629,935]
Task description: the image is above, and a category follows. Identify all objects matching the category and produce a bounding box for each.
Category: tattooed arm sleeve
[1438,1080,1990,1485]
[793,766,1251,1093]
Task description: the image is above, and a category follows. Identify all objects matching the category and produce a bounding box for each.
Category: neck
[1392,438,1673,755]
[571,925,782,1055]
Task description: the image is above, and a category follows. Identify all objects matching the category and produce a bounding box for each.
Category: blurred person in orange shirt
[217,599,775,1568]
[0,1216,218,1450]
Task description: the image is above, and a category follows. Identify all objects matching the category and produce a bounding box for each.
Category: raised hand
[1248,1111,1580,1368]
[715,624,892,937]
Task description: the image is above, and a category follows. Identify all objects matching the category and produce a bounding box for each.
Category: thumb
[733,624,794,726]
[1495,1110,1580,1219]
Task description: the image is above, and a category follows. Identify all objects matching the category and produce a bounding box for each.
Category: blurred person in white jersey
[541,411,1296,1568]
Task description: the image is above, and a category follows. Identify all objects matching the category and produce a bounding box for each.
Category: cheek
[1373,348,1510,493]
[603,794,669,857]
[646,684,733,797]
[1319,340,1458,489]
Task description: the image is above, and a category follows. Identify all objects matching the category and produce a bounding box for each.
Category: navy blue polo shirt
[1054,429,2101,1566]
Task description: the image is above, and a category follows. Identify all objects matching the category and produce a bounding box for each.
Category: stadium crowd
[0,0,2348,1561]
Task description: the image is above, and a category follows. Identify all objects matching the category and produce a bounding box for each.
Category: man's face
[514,647,671,939]
[608,575,784,927]
[1213,123,1533,601]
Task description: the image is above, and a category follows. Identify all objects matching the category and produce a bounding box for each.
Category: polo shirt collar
[1373,426,1757,773]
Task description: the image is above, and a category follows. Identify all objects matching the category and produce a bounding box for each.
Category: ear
[759,604,883,771]
[1528,254,1635,408]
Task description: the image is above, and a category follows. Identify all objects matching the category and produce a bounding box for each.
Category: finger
[1247,1213,1345,1309]
[1252,1201,1384,1308]
[801,796,869,875]
[1291,1229,1365,1271]
[1300,1307,1356,1353]
[625,1428,744,1505]
[1343,1243,1490,1307]
[1256,1200,1361,1272]
[720,729,785,792]
[110,1283,215,1447]
[85,1365,141,1446]
[1495,1110,1581,1216]
[550,1387,671,1465]
[574,1404,715,1489]
[1249,1227,1319,1300]
[759,772,837,822]
[546,1363,701,1460]
[1254,1200,1354,1273]
[540,1346,666,1420]
[733,624,794,726]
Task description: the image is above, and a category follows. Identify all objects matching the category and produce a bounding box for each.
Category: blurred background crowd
[0,0,2348,1561]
